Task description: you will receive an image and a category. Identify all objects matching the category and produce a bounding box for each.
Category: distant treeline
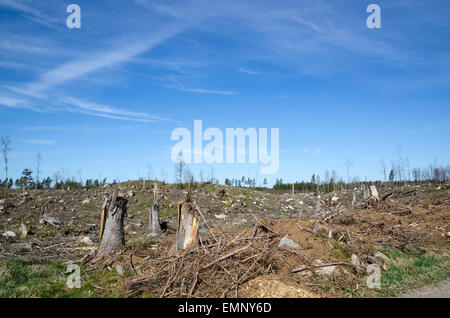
[0,168,118,190]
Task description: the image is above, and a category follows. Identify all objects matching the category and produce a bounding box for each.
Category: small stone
[351,254,360,267]
[10,242,33,251]
[312,221,329,237]
[39,215,62,227]
[80,236,93,245]
[374,251,390,264]
[82,199,90,204]
[3,231,16,238]
[314,260,336,276]
[278,235,299,249]
[215,214,227,220]
[116,264,125,275]
[127,190,135,197]
[316,265,336,276]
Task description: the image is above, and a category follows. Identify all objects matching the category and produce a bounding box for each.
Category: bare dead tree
[324,170,330,184]
[175,153,186,185]
[199,169,204,183]
[35,153,42,189]
[379,157,387,183]
[147,164,153,181]
[75,168,82,187]
[1,136,11,197]
[396,145,405,184]
[208,165,215,183]
[344,157,353,186]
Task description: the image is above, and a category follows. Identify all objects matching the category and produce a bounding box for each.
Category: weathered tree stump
[84,190,128,264]
[148,183,162,236]
[175,194,199,251]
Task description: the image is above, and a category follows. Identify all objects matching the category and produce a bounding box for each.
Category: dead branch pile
[114,221,299,298]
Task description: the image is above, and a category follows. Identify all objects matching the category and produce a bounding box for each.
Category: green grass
[0,258,126,298]
[378,253,449,297]
[424,188,449,197]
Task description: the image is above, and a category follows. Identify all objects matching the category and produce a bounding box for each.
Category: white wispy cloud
[0,0,60,27]
[289,16,323,33]
[0,91,171,123]
[0,96,22,107]
[167,77,237,95]
[59,97,170,123]
[238,67,260,75]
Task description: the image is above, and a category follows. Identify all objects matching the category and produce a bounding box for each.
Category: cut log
[84,190,128,264]
[175,194,199,251]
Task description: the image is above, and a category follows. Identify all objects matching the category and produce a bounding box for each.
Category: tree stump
[175,194,199,251]
[148,183,162,236]
[84,190,128,264]
[148,204,163,236]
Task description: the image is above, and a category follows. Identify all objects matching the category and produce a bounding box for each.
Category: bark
[148,183,162,236]
[148,204,162,236]
[86,190,128,263]
[175,196,199,251]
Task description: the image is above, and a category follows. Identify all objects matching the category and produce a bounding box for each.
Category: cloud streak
[59,97,170,123]
[167,77,237,95]
[0,0,60,27]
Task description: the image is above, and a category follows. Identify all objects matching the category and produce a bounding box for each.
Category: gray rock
[351,254,360,267]
[116,264,125,275]
[79,236,93,245]
[2,231,16,238]
[316,265,336,276]
[10,242,33,251]
[278,235,299,249]
[374,251,390,263]
[314,260,336,276]
[39,215,62,227]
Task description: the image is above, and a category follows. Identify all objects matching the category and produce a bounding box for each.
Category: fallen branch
[292,261,353,273]
[201,244,250,270]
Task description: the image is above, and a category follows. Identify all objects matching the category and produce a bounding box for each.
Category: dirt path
[400,279,450,298]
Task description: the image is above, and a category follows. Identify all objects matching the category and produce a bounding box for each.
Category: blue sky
[0,0,449,186]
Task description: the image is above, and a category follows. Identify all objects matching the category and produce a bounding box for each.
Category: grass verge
[0,258,127,298]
